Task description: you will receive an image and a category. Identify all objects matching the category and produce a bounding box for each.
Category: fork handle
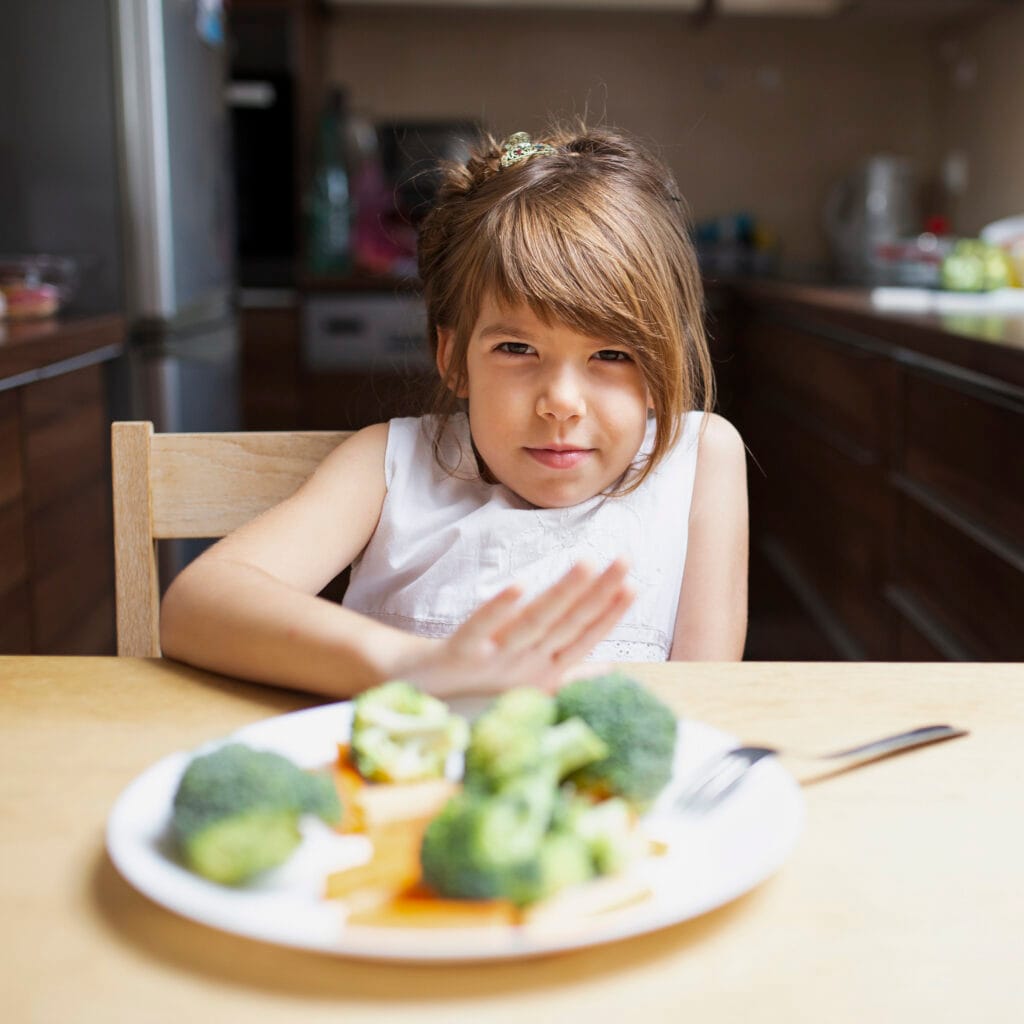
[822,724,968,770]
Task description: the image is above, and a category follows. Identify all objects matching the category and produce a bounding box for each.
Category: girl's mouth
[525,448,593,469]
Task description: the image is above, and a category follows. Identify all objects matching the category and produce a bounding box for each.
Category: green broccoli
[556,793,644,875]
[555,673,678,806]
[350,680,469,783]
[463,687,607,791]
[172,743,342,885]
[419,776,595,906]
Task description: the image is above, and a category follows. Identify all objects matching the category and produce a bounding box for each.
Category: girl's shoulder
[689,412,747,517]
[694,412,744,460]
[311,421,390,487]
[658,411,743,464]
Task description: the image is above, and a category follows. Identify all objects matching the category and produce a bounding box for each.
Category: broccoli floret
[555,673,677,806]
[172,743,342,885]
[421,683,654,906]
[559,794,644,875]
[463,688,607,791]
[526,830,596,904]
[462,688,556,786]
[419,786,604,906]
[419,784,552,904]
[350,680,469,783]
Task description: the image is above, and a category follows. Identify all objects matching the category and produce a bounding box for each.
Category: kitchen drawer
[31,538,114,653]
[894,616,949,660]
[21,363,104,428]
[746,400,891,657]
[900,369,1024,547]
[0,498,28,597]
[23,398,107,510]
[0,390,23,508]
[27,477,111,577]
[241,306,301,428]
[0,583,32,653]
[895,494,1024,660]
[44,592,115,655]
[746,540,845,660]
[743,316,890,459]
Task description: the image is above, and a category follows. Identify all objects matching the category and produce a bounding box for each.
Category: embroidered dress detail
[342,413,703,662]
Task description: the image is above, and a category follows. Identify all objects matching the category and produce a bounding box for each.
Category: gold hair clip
[499,131,556,169]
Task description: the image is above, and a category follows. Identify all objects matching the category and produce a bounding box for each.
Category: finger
[549,584,635,670]
[490,561,599,652]
[524,559,630,657]
[451,582,524,651]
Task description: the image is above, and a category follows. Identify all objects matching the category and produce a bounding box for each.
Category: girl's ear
[436,327,468,398]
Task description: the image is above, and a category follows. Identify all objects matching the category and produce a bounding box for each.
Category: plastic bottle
[305,90,353,276]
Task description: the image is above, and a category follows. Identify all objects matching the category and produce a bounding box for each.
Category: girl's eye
[496,341,534,355]
[593,349,632,362]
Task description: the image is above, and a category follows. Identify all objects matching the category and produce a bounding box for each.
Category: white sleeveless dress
[342,412,703,661]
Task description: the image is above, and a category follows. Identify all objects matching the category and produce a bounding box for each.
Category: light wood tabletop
[2,656,1022,1023]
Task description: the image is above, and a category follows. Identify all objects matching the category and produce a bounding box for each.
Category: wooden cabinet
[725,285,1024,661]
[240,304,303,429]
[0,317,123,654]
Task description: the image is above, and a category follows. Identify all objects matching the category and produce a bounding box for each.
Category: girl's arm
[161,423,634,697]
[670,413,749,661]
[159,423,415,695]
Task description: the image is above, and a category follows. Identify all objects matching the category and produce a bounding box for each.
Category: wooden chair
[111,421,351,657]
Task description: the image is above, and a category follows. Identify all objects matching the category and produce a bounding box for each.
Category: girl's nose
[536,367,586,420]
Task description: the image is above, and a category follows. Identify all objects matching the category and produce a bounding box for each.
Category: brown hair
[417,121,713,490]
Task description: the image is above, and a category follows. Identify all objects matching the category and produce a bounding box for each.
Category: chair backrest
[111,421,351,657]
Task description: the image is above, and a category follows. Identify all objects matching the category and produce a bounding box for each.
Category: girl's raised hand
[397,560,634,696]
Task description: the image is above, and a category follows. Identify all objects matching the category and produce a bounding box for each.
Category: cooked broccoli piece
[420,767,599,905]
[463,687,607,791]
[555,673,678,806]
[462,688,556,785]
[419,784,549,904]
[421,683,655,906]
[350,680,469,783]
[529,830,596,903]
[558,794,644,875]
[172,743,342,885]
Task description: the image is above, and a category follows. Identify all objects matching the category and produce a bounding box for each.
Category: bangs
[455,183,674,357]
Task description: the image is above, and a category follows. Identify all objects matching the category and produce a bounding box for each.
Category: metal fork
[675,724,968,814]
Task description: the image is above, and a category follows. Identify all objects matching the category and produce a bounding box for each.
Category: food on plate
[417,683,652,907]
[171,742,341,884]
[463,687,609,791]
[349,680,470,783]
[169,674,677,923]
[555,672,678,806]
[333,746,456,833]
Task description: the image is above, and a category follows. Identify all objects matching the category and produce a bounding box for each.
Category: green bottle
[306,90,352,275]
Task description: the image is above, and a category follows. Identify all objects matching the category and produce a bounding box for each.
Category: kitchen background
[1,0,1021,661]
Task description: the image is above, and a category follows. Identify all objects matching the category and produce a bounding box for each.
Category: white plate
[106,701,804,962]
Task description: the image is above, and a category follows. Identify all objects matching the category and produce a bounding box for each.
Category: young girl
[160,123,748,698]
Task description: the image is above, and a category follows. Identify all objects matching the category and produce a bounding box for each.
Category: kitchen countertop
[0,312,126,391]
[709,276,1024,392]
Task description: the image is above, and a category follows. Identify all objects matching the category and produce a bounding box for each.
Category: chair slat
[150,431,348,538]
[111,423,351,657]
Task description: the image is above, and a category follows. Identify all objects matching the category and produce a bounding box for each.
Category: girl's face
[437,294,651,509]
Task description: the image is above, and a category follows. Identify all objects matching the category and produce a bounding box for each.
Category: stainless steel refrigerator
[0,0,240,576]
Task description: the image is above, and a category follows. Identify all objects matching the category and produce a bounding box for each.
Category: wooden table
[3,657,1022,1023]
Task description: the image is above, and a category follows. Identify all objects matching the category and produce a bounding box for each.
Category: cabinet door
[21,366,115,654]
[241,306,301,428]
[0,390,31,653]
